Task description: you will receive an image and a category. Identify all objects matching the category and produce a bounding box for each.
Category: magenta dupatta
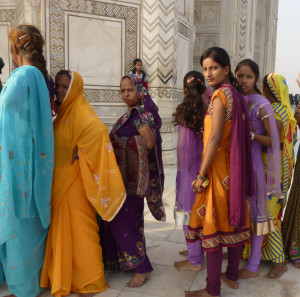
[219,84,254,227]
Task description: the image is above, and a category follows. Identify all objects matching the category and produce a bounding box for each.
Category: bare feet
[184,289,220,297]
[238,267,258,279]
[221,273,239,289]
[126,272,151,288]
[292,260,300,269]
[265,263,288,279]
[179,250,189,256]
[174,260,202,271]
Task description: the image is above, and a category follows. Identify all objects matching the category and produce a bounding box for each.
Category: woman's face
[202,57,229,87]
[120,77,140,108]
[55,74,71,103]
[235,65,257,95]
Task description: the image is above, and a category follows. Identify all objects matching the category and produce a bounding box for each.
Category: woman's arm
[138,125,155,150]
[294,74,300,127]
[252,117,272,146]
[193,97,225,192]
[252,107,273,146]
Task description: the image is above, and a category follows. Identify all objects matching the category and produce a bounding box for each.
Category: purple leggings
[246,233,263,272]
[205,246,240,296]
[183,225,204,265]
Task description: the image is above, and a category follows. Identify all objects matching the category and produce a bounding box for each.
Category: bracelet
[196,174,206,181]
[250,131,255,141]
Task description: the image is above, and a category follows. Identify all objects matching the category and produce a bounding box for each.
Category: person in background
[282,73,300,269]
[185,47,254,297]
[40,70,126,297]
[0,24,54,297]
[0,58,5,93]
[173,71,207,272]
[260,73,296,278]
[129,58,148,89]
[101,74,165,288]
[235,59,283,279]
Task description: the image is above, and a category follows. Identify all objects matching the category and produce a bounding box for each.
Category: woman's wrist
[196,174,206,181]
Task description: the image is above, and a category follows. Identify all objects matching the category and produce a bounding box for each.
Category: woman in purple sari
[235,59,283,279]
[173,71,207,272]
[101,75,165,288]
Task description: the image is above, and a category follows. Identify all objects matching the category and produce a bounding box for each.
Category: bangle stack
[196,174,209,188]
[250,131,255,141]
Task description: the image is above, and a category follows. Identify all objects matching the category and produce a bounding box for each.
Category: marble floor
[1,164,300,297]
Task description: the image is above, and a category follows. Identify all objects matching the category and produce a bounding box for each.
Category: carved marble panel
[194,33,219,56]
[47,0,140,102]
[66,13,124,87]
[200,2,219,25]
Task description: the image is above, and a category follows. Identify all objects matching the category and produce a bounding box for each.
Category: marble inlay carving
[48,0,139,102]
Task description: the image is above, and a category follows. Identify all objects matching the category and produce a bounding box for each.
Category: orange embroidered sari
[186,88,250,252]
[40,71,126,296]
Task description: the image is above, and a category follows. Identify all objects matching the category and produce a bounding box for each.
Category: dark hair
[133,58,142,65]
[235,59,261,94]
[0,58,4,74]
[9,25,48,83]
[200,47,238,89]
[55,70,72,80]
[262,74,277,102]
[173,71,207,132]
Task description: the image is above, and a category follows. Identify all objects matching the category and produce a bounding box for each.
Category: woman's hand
[72,145,79,164]
[296,73,300,88]
[193,178,204,194]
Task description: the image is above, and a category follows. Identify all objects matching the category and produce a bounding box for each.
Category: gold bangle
[202,178,209,188]
[192,178,209,188]
[196,174,206,181]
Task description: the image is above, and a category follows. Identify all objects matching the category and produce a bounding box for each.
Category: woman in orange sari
[185,47,253,297]
[40,70,126,297]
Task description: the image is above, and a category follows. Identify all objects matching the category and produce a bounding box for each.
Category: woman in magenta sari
[173,71,207,272]
[235,59,283,279]
[101,75,165,288]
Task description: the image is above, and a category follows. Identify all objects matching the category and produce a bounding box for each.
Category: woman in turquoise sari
[0,25,54,297]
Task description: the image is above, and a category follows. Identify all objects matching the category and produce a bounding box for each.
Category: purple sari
[220,84,254,227]
[246,94,282,234]
[174,126,203,225]
[101,75,164,272]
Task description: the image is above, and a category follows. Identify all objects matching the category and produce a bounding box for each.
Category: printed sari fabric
[282,148,300,263]
[0,66,54,297]
[186,85,253,252]
[245,94,282,235]
[260,73,296,263]
[174,125,203,225]
[101,75,164,271]
[40,71,126,297]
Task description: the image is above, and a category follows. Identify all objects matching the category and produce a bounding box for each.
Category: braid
[8,24,48,83]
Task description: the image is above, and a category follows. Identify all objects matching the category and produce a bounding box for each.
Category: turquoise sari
[0,66,54,297]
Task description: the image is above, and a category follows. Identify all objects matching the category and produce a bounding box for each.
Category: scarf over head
[266,73,296,201]
[53,70,126,221]
[218,84,254,227]
[111,74,165,221]
[0,66,54,243]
